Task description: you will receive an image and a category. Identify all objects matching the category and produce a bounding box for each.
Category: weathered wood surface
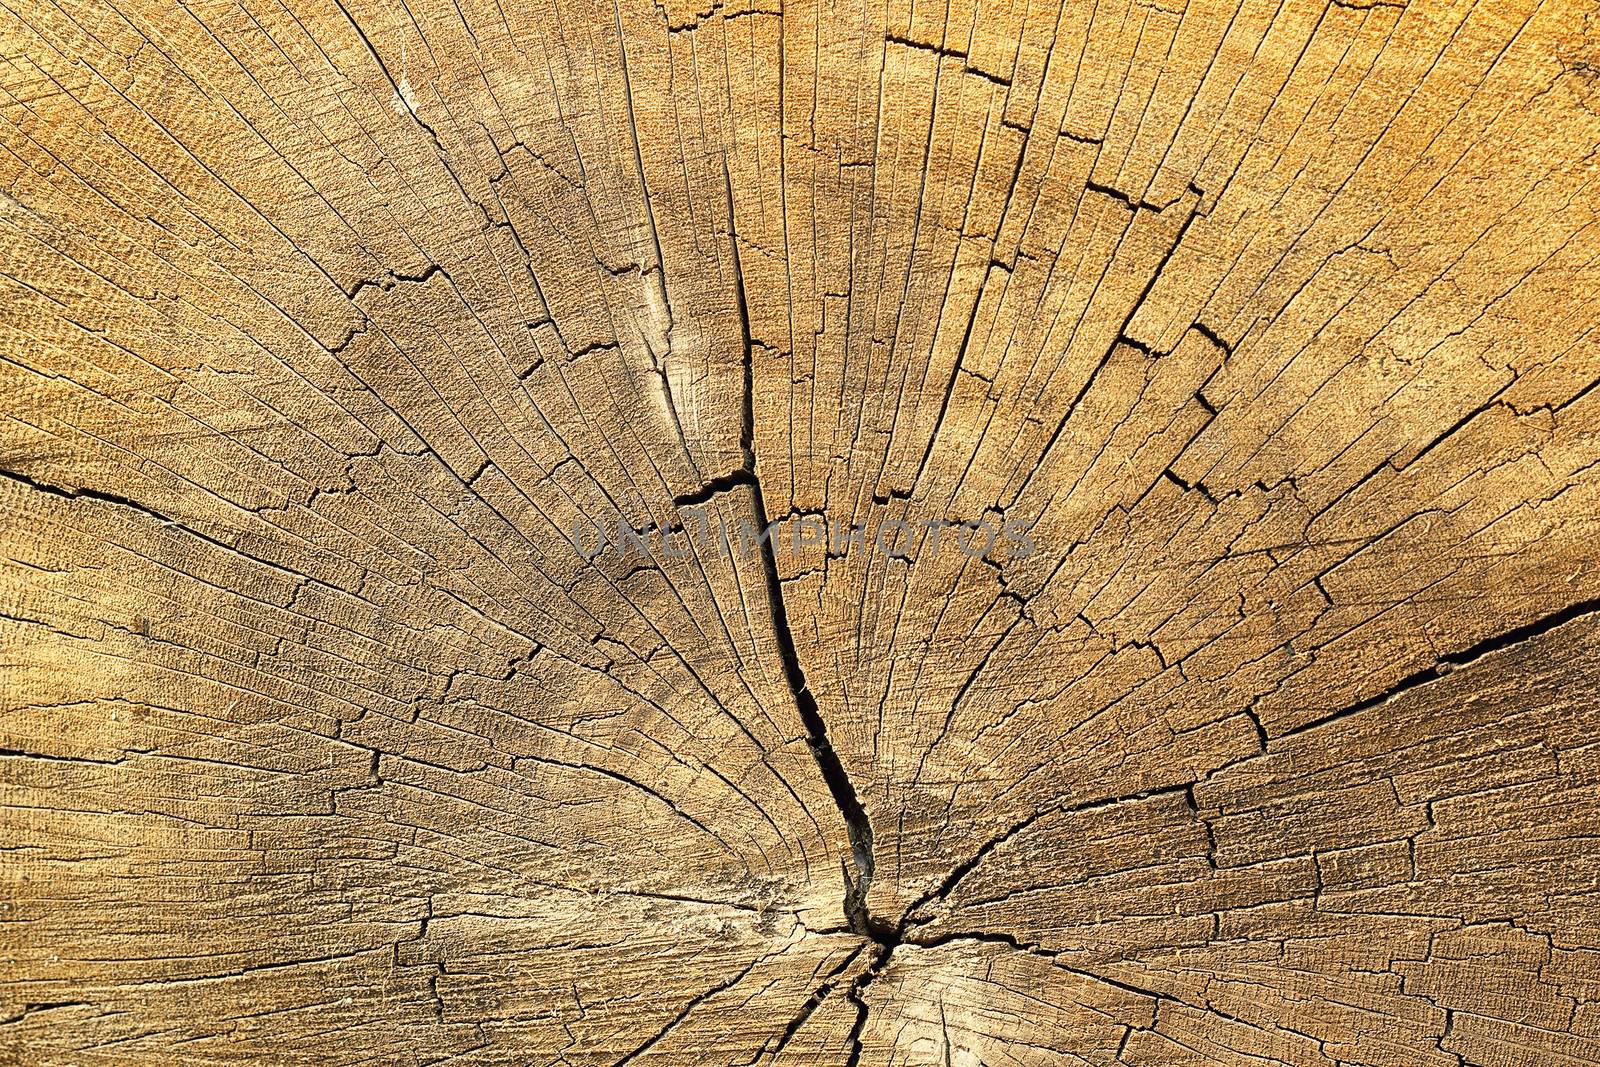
[3,0,1600,1062]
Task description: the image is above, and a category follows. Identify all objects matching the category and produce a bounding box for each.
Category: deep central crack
[745,473,880,935]
[726,180,882,939]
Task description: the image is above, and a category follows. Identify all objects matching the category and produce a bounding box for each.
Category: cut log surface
[3,0,1600,1062]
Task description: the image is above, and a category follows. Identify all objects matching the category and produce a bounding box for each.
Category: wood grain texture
[2,0,1599,1062]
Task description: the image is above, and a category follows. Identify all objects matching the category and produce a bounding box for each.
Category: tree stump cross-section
[3,0,1600,1063]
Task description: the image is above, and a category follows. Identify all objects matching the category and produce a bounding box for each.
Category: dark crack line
[748,429,878,934]
[672,467,756,508]
[842,943,893,1067]
[725,163,878,936]
[743,943,870,1066]
[1282,596,1600,738]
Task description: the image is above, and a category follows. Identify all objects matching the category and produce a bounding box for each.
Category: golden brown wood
[3,0,1599,1062]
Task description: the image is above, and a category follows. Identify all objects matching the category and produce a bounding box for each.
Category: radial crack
[726,162,878,935]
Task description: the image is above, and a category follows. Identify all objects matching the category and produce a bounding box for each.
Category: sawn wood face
[2,0,1598,1063]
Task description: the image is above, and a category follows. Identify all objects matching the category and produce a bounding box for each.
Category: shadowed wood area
[3,0,1600,1062]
